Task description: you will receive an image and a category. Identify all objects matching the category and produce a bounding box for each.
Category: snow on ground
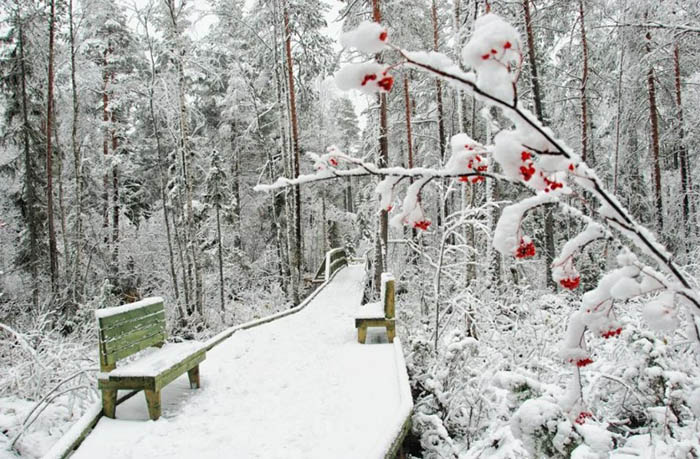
[72,265,404,458]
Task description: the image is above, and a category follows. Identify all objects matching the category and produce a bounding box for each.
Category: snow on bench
[95,296,164,320]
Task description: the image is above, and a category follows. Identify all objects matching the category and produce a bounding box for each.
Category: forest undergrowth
[395,245,700,458]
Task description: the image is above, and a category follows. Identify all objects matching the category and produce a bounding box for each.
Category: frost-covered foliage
[258,10,700,458]
[398,279,700,457]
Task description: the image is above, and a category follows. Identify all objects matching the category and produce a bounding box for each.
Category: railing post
[325,250,332,280]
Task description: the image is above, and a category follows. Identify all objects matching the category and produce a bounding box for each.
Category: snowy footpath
[70,264,411,459]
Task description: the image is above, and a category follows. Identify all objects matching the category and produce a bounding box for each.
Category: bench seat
[98,342,206,392]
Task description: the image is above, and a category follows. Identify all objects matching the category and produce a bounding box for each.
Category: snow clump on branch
[339,20,388,54]
[334,62,394,94]
[461,13,521,102]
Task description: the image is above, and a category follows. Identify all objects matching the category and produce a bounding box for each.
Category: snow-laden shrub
[511,397,581,457]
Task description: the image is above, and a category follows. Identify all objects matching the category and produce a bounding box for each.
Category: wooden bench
[355,273,396,343]
[96,297,206,421]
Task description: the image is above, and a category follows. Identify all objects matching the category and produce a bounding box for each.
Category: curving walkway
[70,265,412,459]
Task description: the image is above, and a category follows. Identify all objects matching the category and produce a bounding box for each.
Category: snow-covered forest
[1,0,700,457]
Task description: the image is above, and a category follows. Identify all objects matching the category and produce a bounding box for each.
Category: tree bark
[111,111,119,277]
[17,8,39,308]
[216,203,225,312]
[432,0,446,159]
[403,76,417,242]
[69,0,83,301]
[283,1,302,297]
[373,0,388,292]
[646,30,663,231]
[272,0,294,302]
[523,0,555,288]
[432,0,448,232]
[673,42,690,234]
[578,0,591,164]
[46,0,59,291]
[613,49,625,195]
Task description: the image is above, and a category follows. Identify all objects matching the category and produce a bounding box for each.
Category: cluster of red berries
[361,72,394,92]
[543,176,563,193]
[458,148,488,184]
[379,31,388,41]
[361,74,376,86]
[481,41,512,60]
[570,357,594,368]
[574,411,593,425]
[515,238,536,258]
[328,157,338,167]
[600,327,622,339]
[559,276,580,290]
[413,220,431,231]
[520,151,536,181]
[377,75,394,91]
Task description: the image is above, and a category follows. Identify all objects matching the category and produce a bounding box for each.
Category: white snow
[334,62,393,94]
[69,265,411,458]
[642,292,679,332]
[493,193,555,257]
[356,301,384,320]
[461,14,521,102]
[95,297,164,320]
[340,21,387,54]
[42,403,103,459]
[107,342,206,378]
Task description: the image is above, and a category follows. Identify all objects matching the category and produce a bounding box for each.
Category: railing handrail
[325,247,347,281]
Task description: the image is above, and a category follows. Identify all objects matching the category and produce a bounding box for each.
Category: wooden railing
[325,247,347,280]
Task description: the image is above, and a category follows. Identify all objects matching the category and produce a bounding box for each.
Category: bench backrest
[96,297,167,372]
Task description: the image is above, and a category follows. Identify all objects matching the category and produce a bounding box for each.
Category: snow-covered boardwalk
[70,264,412,459]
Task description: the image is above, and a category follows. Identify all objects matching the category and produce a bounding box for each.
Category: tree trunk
[143,18,182,318]
[403,76,417,242]
[271,0,295,302]
[231,142,242,250]
[46,0,59,291]
[523,0,555,288]
[283,0,302,298]
[102,49,110,242]
[17,11,39,309]
[432,0,448,233]
[111,111,119,277]
[373,0,388,291]
[216,204,225,312]
[69,0,83,301]
[578,0,591,164]
[613,49,625,195]
[53,112,69,285]
[166,0,202,315]
[432,0,446,159]
[646,30,663,231]
[673,43,690,235]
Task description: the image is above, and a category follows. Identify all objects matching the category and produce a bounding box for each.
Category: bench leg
[144,390,162,421]
[187,365,201,389]
[357,323,367,344]
[386,321,396,343]
[102,389,117,418]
